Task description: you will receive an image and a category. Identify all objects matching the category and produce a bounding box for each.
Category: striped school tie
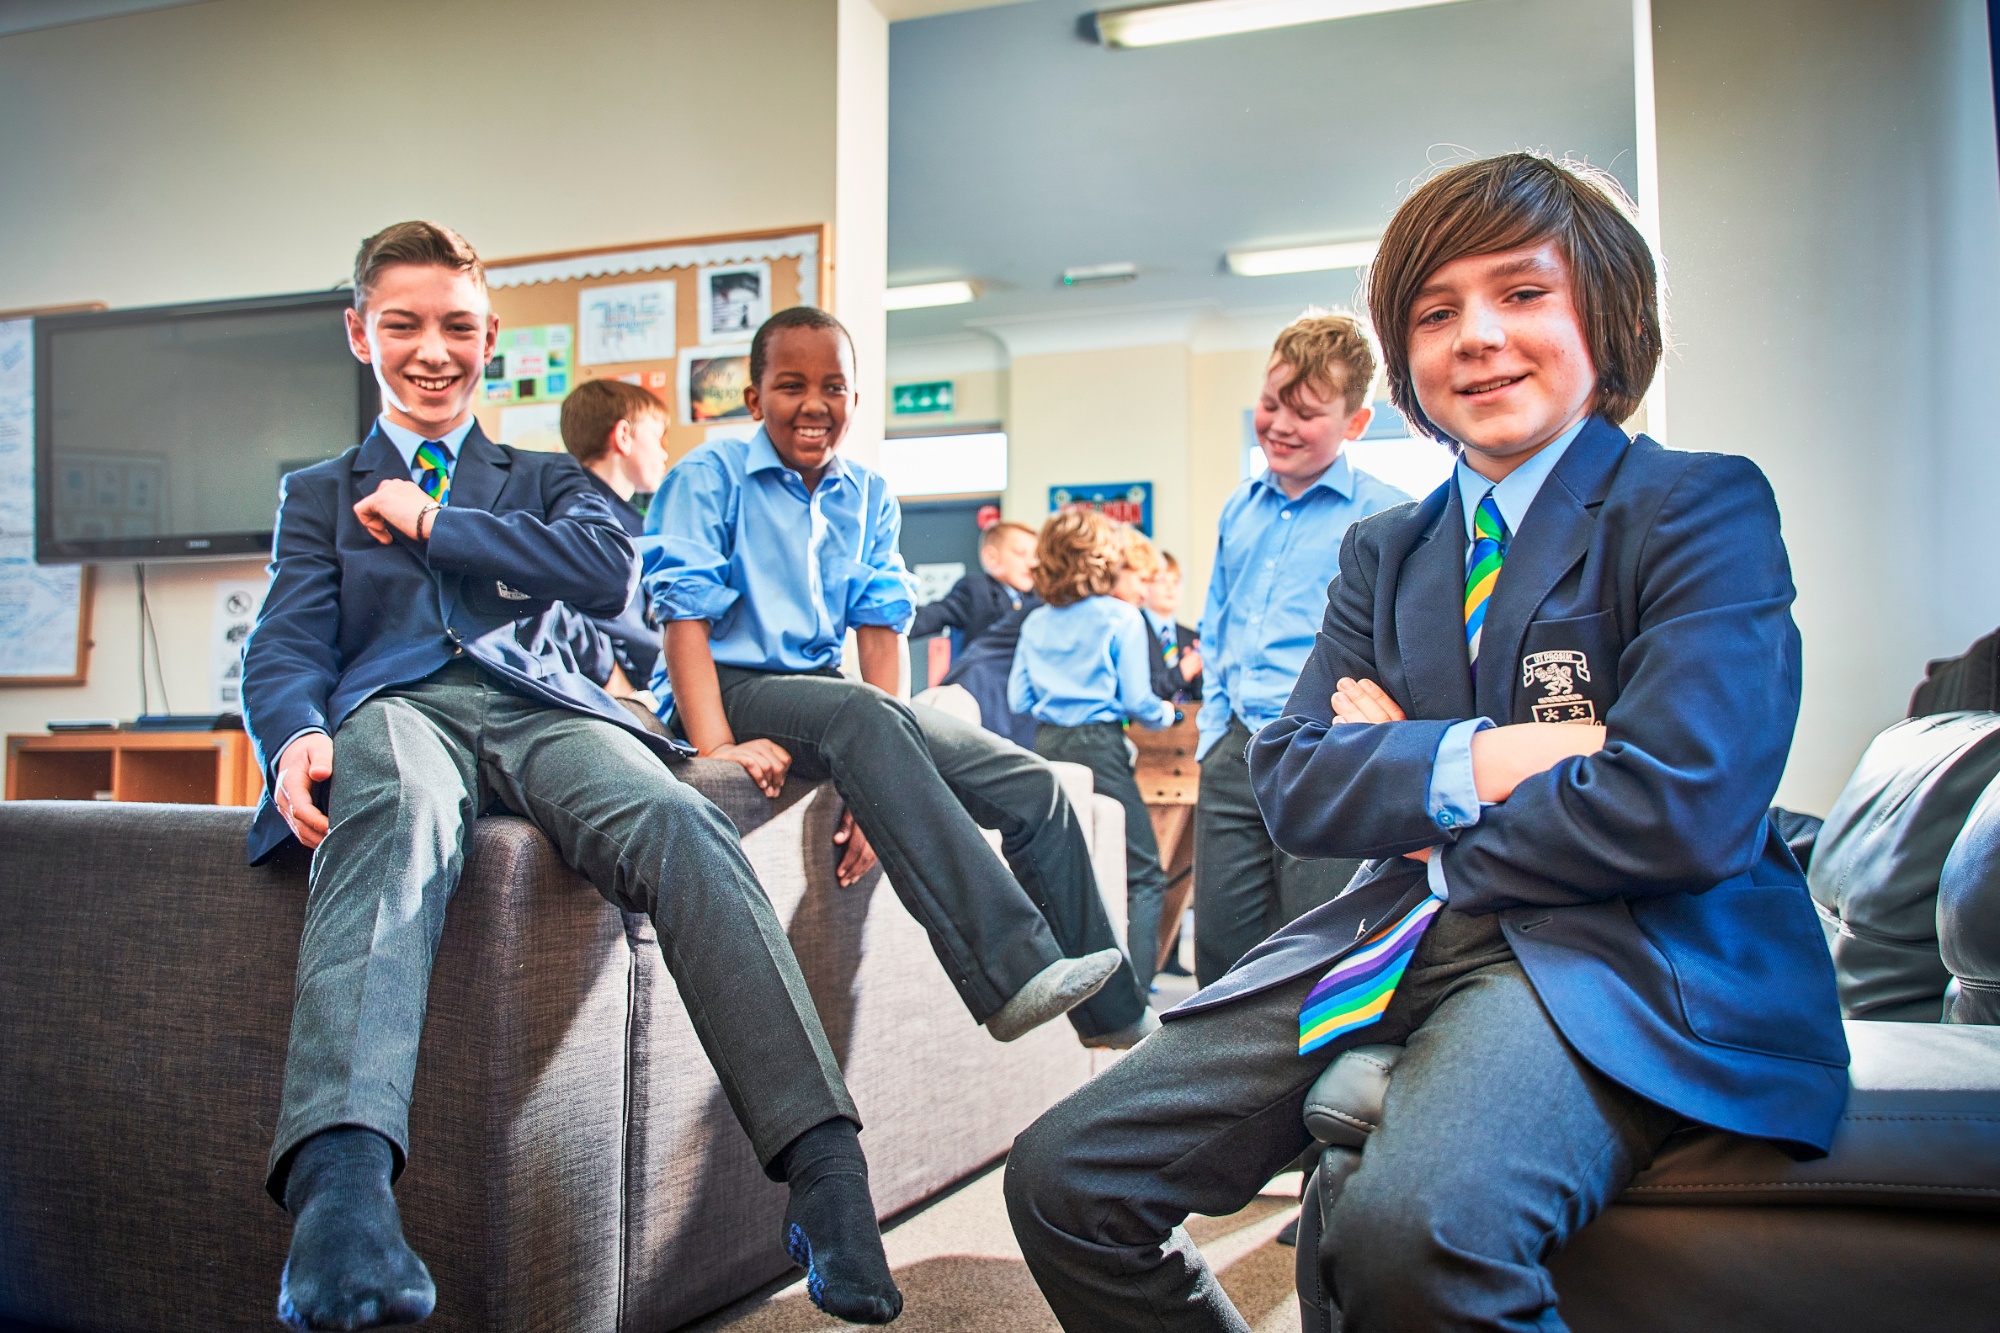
[412,440,452,504]
[1296,492,1511,1055]
[1464,491,1508,666]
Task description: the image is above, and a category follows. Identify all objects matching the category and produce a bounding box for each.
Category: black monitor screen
[35,291,375,562]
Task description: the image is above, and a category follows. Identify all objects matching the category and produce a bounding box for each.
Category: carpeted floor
[679,1158,1305,1332]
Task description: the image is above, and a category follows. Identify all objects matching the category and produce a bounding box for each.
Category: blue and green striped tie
[413,440,452,504]
[1464,491,1509,667]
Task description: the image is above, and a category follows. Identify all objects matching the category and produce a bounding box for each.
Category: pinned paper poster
[679,345,752,423]
[211,577,269,712]
[498,402,566,453]
[579,279,676,366]
[698,264,770,344]
[484,325,572,404]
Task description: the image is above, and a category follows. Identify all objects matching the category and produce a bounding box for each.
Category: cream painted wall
[1184,346,1270,615]
[0,0,878,745]
[1655,0,2000,813]
[1004,341,1192,588]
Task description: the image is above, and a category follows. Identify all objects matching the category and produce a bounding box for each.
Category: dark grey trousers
[268,663,854,1195]
[1193,717,1363,986]
[1034,721,1166,993]
[1006,910,1682,1332]
[712,666,1147,1039]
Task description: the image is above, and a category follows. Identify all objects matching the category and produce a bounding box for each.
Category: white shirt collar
[1455,417,1589,542]
[377,414,476,473]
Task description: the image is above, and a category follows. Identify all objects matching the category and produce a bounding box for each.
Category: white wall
[1655,0,2000,813]
[0,0,882,743]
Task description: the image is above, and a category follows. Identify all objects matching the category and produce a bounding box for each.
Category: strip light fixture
[1090,0,1466,49]
[885,280,978,311]
[1226,238,1379,277]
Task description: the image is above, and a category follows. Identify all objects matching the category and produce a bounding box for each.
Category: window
[877,430,1008,498]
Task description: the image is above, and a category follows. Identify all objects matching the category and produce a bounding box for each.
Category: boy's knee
[1328,1163,1488,1321]
[822,684,922,752]
[1003,1114,1083,1238]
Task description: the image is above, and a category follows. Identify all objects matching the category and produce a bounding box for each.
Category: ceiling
[887,0,1639,351]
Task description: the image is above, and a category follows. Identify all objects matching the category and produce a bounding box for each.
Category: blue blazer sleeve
[1251,521,1462,858]
[241,472,344,774]
[426,455,635,618]
[911,574,977,640]
[1441,457,1800,912]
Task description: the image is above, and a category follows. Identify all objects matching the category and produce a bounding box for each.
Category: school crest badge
[1522,649,1596,724]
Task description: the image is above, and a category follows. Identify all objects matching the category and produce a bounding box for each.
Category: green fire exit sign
[893,380,955,415]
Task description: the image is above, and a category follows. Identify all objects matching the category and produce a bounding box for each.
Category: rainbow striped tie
[1299,894,1443,1054]
[413,440,452,504]
[1464,491,1508,666]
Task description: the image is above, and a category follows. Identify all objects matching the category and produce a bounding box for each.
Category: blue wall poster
[1049,481,1152,536]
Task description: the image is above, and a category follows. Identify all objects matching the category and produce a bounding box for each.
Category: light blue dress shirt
[1195,455,1410,759]
[1009,596,1176,729]
[639,427,917,691]
[1423,417,1589,900]
[377,415,474,487]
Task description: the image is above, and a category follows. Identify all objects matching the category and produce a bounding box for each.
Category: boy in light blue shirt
[1010,509,1178,997]
[1192,314,1410,984]
[643,307,1151,1050]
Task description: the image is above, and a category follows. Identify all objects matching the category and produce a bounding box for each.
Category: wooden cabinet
[6,731,264,806]
[1132,702,1202,974]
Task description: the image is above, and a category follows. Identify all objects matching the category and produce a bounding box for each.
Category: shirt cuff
[1427,847,1451,903]
[1426,716,1494,832]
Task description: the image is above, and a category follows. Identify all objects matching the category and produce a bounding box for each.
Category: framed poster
[1050,481,1153,536]
[678,344,753,424]
[698,263,770,344]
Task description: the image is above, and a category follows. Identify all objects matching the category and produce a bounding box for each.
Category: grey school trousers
[267,662,854,1195]
[1033,721,1167,993]
[712,666,1148,1039]
[1006,909,1682,1332]
[1194,716,1363,986]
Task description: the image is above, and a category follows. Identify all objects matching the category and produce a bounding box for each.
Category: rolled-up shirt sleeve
[844,478,917,632]
[642,455,742,624]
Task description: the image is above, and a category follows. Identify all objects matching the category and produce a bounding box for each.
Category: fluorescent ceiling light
[1226,238,1379,277]
[1091,0,1466,49]
[1061,262,1139,287]
[886,280,978,311]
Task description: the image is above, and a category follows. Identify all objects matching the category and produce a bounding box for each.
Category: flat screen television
[34,290,379,563]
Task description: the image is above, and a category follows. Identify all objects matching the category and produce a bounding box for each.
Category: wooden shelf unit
[6,731,264,806]
[1132,702,1202,974]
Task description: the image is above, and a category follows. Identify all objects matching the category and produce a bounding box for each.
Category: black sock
[277,1127,436,1331]
[777,1119,902,1324]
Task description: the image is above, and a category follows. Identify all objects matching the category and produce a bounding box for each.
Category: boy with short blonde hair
[1190,312,1410,985]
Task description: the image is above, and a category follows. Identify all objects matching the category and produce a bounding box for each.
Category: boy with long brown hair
[1006,153,1846,1331]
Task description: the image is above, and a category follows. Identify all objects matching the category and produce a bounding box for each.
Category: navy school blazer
[240,422,682,864]
[1188,418,1849,1157]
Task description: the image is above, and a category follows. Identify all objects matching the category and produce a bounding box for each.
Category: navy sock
[277,1127,436,1331]
[777,1119,902,1324]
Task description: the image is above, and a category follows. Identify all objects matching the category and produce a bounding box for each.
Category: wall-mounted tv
[34,290,378,563]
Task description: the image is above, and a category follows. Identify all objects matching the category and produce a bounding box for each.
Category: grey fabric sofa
[0,756,1126,1333]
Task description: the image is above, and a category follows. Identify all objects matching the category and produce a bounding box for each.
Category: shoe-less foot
[1079,1007,1160,1050]
[985,947,1122,1042]
[277,1127,436,1331]
[779,1120,902,1324]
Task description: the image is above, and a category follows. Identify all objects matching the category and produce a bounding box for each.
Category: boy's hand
[353,479,435,544]
[711,738,792,798]
[833,808,879,887]
[1470,723,1607,803]
[1179,646,1203,681]
[1332,676,1407,724]
[275,732,335,849]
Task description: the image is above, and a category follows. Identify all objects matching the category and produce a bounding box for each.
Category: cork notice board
[478,225,828,465]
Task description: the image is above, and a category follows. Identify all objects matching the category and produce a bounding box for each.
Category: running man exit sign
[892,380,955,415]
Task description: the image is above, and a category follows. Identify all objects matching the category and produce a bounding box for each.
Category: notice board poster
[1050,481,1153,536]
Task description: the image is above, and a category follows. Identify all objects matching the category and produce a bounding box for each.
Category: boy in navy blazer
[1005,154,1847,1331]
[242,224,900,1329]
